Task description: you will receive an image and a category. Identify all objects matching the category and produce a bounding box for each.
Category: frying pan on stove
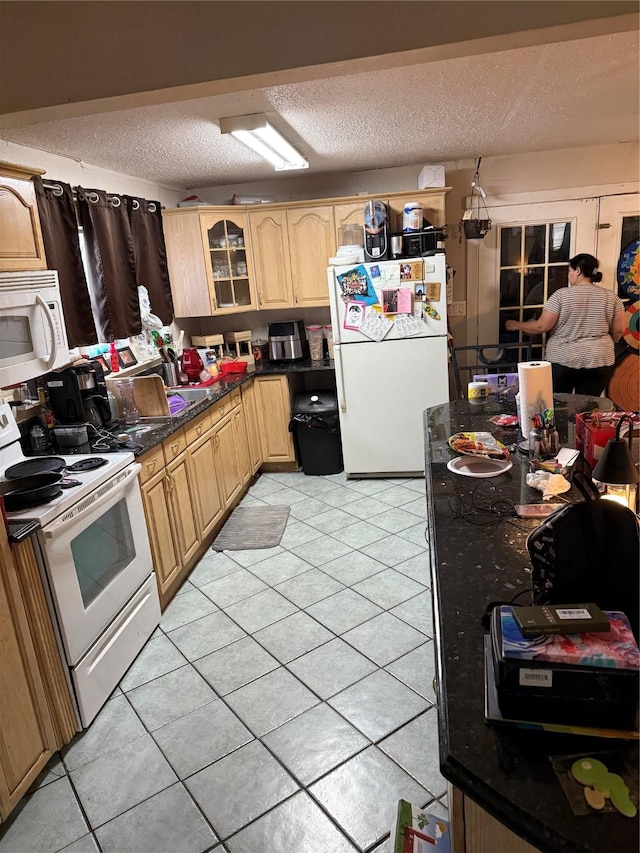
[4,456,107,480]
[0,473,63,511]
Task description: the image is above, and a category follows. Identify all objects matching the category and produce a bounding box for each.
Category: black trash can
[290,391,343,475]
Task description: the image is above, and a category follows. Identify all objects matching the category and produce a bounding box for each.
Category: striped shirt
[544,285,624,369]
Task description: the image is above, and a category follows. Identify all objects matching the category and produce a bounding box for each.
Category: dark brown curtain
[32,177,98,347]
[76,189,141,341]
[125,196,174,324]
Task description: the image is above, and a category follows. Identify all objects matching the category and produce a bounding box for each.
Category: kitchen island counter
[426,395,638,853]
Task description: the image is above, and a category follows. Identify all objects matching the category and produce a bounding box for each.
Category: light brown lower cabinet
[448,784,542,853]
[240,380,262,474]
[254,375,297,463]
[213,411,243,507]
[140,465,181,598]
[0,528,77,821]
[189,429,225,540]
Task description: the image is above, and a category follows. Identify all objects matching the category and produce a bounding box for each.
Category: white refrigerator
[328,255,449,477]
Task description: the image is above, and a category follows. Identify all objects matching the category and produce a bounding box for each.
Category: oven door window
[70,498,136,607]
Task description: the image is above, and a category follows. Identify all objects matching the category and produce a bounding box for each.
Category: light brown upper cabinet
[162,207,256,317]
[0,162,47,272]
[248,208,294,310]
[287,205,334,307]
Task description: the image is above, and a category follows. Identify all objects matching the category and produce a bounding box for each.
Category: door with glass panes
[470,193,639,355]
[470,199,597,355]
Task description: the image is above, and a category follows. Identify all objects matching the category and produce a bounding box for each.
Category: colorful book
[499,607,640,671]
[390,800,451,853]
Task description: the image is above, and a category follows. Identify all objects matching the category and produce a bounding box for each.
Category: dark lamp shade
[592,439,639,486]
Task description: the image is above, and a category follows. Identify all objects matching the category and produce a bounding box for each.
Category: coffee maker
[363,200,389,261]
[45,364,112,428]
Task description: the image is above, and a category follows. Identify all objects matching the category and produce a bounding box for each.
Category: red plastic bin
[219,361,248,376]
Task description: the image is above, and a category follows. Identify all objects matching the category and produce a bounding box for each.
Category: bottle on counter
[29,423,49,454]
[109,341,120,372]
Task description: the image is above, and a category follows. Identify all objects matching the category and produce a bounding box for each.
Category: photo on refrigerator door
[400,261,423,281]
[344,301,365,330]
[382,288,400,313]
[413,283,426,302]
[337,265,379,305]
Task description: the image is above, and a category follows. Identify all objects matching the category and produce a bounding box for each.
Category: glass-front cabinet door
[200,211,255,314]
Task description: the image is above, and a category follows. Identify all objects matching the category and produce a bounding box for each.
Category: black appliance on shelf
[396,226,447,258]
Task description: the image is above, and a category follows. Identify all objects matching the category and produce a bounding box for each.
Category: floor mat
[211,506,291,551]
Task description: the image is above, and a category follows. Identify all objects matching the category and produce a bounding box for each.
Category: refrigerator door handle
[335,346,347,412]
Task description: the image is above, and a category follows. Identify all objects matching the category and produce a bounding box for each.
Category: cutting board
[132,376,170,417]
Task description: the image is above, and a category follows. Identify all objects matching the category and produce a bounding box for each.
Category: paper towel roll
[517,361,553,433]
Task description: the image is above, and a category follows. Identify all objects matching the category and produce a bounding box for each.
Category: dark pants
[551,362,614,396]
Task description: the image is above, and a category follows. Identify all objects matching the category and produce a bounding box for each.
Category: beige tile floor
[0,471,448,853]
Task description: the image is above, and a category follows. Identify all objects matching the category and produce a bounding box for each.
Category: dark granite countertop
[253,357,335,374]
[425,394,638,853]
[108,361,335,456]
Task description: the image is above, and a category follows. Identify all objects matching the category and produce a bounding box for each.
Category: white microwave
[0,270,70,387]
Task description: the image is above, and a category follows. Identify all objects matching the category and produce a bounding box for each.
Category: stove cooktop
[0,404,136,526]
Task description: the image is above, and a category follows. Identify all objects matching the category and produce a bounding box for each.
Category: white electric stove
[1,404,160,728]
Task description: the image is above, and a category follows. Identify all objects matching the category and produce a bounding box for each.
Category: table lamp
[592,414,639,512]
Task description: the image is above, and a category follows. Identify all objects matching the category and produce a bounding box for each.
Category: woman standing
[505,253,625,395]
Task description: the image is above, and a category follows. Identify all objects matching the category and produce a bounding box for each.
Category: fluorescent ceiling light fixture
[219,113,308,171]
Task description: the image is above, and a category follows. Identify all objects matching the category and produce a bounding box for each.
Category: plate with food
[448,432,510,459]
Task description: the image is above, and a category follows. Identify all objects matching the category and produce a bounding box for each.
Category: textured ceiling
[1,31,637,189]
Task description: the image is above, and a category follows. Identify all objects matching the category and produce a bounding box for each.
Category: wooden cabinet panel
[185,408,212,445]
[0,162,47,272]
[255,376,296,463]
[0,527,55,819]
[162,428,186,464]
[241,380,263,474]
[333,202,367,250]
[167,453,200,568]
[141,468,181,595]
[248,208,294,309]
[189,431,224,539]
[162,207,255,317]
[287,205,334,307]
[233,406,252,486]
[214,414,242,507]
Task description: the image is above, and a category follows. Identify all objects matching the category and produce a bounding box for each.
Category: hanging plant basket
[460,158,491,240]
[463,219,492,240]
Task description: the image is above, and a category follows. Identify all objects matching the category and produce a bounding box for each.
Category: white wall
[0,140,184,206]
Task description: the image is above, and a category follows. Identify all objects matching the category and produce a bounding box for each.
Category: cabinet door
[249,208,294,309]
[199,211,255,314]
[255,376,296,463]
[333,202,367,251]
[214,413,243,507]
[0,528,55,819]
[233,405,252,486]
[241,380,263,474]
[141,468,181,596]
[167,453,200,568]
[287,205,334,307]
[0,168,47,272]
[189,430,224,539]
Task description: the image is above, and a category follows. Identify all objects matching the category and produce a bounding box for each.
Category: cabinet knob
[165,471,175,492]
[171,442,179,453]
[196,424,203,435]
[147,458,158,472]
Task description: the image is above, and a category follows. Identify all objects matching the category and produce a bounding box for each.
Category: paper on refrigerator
[358,306,394,341]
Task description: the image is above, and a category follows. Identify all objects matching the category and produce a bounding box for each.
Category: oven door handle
[36,293,59,370]
[43,463,141,539]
